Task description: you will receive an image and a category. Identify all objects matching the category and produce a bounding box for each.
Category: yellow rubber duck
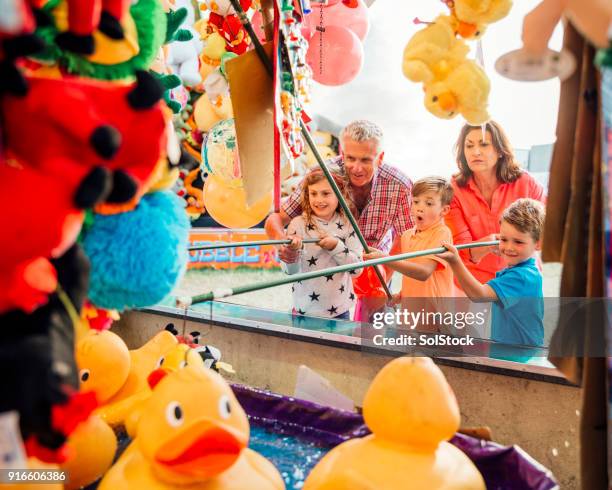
[99,365,285,490]
[303,357,485,490]
[98,330,179,427]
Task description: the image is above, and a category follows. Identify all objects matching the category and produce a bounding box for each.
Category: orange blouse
[445,172,545,284]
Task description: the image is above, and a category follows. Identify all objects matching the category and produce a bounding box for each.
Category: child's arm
[280,219,303,275]
[436,242,498,302]
[363,248,437,281]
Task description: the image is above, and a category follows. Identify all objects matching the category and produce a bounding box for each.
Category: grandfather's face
[341,137,384,189]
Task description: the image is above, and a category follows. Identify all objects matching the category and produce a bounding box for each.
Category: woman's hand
[436,241,460,264]
[363,247,386,261]
[318,234,339,251]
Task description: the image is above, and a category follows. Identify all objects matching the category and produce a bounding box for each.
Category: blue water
[249,425,330,489]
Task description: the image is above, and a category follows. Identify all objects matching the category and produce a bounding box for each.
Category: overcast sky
[307,0,564,179]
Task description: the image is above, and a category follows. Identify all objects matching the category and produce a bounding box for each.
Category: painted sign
[188,228,281,269]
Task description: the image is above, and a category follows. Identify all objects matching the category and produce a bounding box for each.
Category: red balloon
[306,25,363,86]
[325,0,370,41]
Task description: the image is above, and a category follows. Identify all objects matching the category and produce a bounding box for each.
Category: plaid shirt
[282,157,414,252]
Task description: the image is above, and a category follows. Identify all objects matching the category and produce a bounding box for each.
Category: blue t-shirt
[487,258,544,347]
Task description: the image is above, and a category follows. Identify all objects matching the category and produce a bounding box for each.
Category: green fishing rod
[176,241,499,307]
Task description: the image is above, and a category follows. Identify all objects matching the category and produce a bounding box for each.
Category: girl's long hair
[300,168,357,232]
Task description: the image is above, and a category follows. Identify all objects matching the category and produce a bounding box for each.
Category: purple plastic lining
[231,384,559,490]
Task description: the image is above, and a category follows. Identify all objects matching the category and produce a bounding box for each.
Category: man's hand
[363,247,386,261]
[482,233,501,256]
[279,241,299,263]
[436,241,460,264]
[318,234,339,251]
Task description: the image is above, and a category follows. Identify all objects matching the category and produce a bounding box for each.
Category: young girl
[281,169,363,319]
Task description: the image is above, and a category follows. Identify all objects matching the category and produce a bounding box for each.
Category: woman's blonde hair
[300,168,357,231]
[453,120,523,187]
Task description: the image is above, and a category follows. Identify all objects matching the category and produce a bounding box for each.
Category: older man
[265,120,414,295]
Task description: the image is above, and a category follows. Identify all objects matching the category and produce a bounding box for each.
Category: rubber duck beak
[154,419,247,478]
[438,92,457,113]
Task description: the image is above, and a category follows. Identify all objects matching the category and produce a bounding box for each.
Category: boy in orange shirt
[364,177,455,327]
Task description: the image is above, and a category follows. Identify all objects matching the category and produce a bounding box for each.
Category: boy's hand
[363,247,386,260]
[318,234,339,251]
[436,241,460,264]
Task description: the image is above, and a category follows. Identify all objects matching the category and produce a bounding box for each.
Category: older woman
[446,121,545,285]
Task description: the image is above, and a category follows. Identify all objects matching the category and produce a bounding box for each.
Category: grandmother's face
[463,129,500,176]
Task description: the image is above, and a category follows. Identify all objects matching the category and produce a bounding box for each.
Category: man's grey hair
[340,120,384,151]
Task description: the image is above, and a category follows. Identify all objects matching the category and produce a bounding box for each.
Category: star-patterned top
[281,212,363,319]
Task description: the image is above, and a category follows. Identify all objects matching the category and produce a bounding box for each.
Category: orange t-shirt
[445,172,545,284]
[395,221,454,299]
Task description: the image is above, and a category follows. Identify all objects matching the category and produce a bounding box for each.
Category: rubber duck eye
[80,369,90,382]
[166,402,184,427]
[218,396,231,419]
[432,96,438,102]
[179,360,187,369]
[156,356,165,368]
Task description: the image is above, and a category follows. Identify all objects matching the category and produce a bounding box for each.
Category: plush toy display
[303,357,485,490]
[402,15,470,84]
[52,0,130,55]
[2,72,167,207]
[423,59,490,125]
[99,364,284,490]
[166,0,203,86]
[0,244,95,463]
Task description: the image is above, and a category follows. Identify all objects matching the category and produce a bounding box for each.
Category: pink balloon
[249,10,266,42]
[306,25,363,86]
[324,0,369,41]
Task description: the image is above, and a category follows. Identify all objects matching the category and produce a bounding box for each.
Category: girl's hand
[318,234,339,251]
[288,235,303,251]
[436,241,460,263]
[363,247,386,260]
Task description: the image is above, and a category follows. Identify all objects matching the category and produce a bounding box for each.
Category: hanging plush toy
[423,58,490,124]
[0,163,86,314]
[51,0,130,55]
[201,0,254,55]
[166,0,203,86]
[0,244,96,463]
[82,191,189,311]
[2,71,166,207]
[443,0,512,39]
[402,15,470,84]
[33,0,166,81]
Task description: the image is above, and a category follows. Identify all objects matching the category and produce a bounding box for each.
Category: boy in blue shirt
[437,198,545,347]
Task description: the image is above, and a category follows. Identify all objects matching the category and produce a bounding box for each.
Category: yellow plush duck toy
[402,15,470,84]
[446,0,513,39]
[99,365,285,490]
[303,357,485,490]
[423,59,490,125]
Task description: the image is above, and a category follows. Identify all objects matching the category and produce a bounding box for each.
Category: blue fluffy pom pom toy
[83,191,190,310]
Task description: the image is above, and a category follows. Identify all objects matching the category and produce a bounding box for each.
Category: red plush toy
[28,0,129,54]
[1,71,166,208]
[207,0,253,55]
[0,161,83,313]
